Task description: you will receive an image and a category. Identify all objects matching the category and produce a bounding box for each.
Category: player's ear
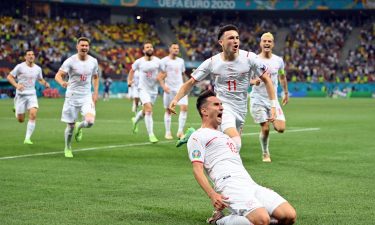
[201,107,207,116]
[218,39,223,47]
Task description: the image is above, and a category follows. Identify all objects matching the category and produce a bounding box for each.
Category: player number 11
[227,80,237,91]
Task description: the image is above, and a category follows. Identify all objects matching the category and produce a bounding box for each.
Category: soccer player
[249,32,289,163]
[55,37,99,158]
[157,43,188,140]
[169,24,277,151]
[103,76,112,101]
[128,41,162,143]
[187,90,296,225]
[128,69,141,113]
[7,50,50,144]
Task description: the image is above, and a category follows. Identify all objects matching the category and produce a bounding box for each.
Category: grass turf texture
[0,97,374,224]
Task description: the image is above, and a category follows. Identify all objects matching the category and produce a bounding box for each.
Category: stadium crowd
[0,12,373,83]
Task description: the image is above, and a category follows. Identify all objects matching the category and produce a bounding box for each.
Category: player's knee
[275,128,285,133]
[273,122,285,133]
[86,118,95,128]
[17,114,25,123]
[282,208,297,224]
[252,215,270,225]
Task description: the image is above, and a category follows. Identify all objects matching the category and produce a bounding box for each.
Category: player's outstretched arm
[260,73,276,121]
[169,78,196,114]
[279,73,289,106]
[92,74,99,103]
[55,70,68,88]
[127,68,134,87]
[192,162,228,211]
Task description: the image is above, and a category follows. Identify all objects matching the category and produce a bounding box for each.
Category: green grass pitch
[0,97,374,225]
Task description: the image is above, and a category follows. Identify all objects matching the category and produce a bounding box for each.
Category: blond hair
[261,32,274,41]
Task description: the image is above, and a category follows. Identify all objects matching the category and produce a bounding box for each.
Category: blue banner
[45,0,373,10]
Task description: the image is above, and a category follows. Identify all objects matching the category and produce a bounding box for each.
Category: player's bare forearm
[6,74,18,89]
[128,69,134,85]
[261,75,276,100]
[192,163,228,210]
[55,70,68,88]
[157,72,169,92]
[92,74,99,95]
[279,75,289,105]
[39,79,50,88]
[169,78,195,114]
[174,78,195,102]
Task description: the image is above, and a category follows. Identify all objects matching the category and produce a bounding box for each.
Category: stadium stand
[0,0,373,98]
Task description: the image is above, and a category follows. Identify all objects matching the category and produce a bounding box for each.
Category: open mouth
[218,113,223,119]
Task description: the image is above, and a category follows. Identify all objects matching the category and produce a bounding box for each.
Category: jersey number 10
[80,74,87,81]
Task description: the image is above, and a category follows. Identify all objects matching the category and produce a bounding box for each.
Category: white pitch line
[242,127,320,136]
[0,127,320,160]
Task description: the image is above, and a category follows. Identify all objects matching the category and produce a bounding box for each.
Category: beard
[145,51,153,57]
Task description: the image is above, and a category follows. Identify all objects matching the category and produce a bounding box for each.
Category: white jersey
[133,69,140,88]
[160,56,185,92]
[187,128,255,186]
[60,54,99,99]
[132,56,162,95]
[250,54,284,105]
[10,62,43,95]
[192,50,267,116]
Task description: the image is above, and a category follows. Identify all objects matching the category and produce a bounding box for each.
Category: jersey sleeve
[248,52,268,78]
[157,58,163,72]
[93,59,99,75]
[160,58,166,72]
[131,59,139,71]
[60,58,71,73]
[10,64,21,77]
[187,132,205,163]
[37,66,43,80]
[181,59,186,73]
[191,58,212,81]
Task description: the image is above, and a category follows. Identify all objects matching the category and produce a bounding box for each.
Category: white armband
[270,100,277,108]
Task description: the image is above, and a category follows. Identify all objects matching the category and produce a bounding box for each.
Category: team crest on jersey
[191,150,201,159]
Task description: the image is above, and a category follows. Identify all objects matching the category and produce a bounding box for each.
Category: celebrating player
[128,41,162,143]
[55,37,99,158]
[169,24,277,151]
[7,50,50,144]
[157,43,189,140]
[249,32,289,162]
[187,90,296,225]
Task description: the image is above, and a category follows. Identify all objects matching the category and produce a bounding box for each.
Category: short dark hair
[196,90,216,118]
[169,42,178,47]
[217,24,239,40]
[143,41,153,48]
[24,49,34,55]
[77,37,90,45]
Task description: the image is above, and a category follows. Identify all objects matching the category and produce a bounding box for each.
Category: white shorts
[163,91,188,108]
[14,94,38,115]
[61,96,96,123]
[220,105,246,133]
[250,101,285,124]
[216,175,286,216]
[129,86,139,98]
[139,89,157,105]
